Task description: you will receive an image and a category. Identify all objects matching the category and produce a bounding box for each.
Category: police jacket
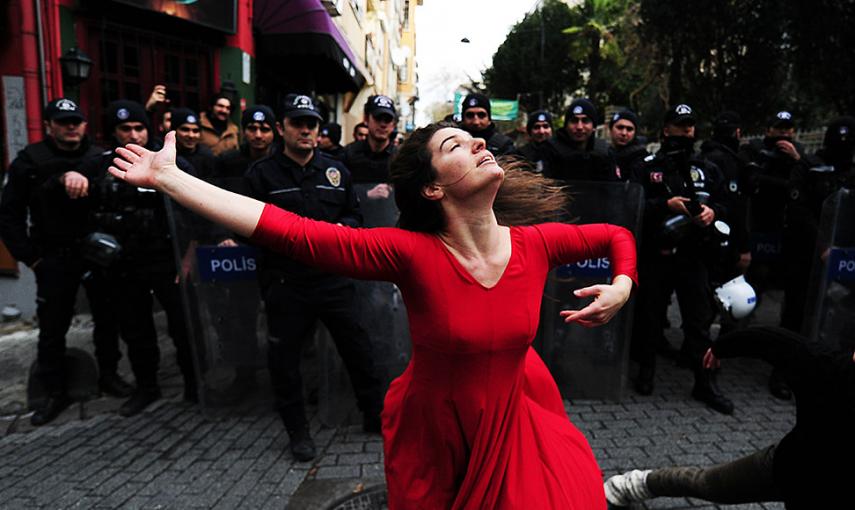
[701,138,751,253]
[342,139,396,183]
[245,149,362,289]
[786,148,855,239]
[740,137,808,233]
[629,147,726,254]
[83,140,185,276]
[212,144,274,243]
[610,140,649,181]
[461,123,517,157]
[321,145,345,161]
[519,141,552,174]
[545,130,618,182]
[0,136,103,265]
[177,143,216,181]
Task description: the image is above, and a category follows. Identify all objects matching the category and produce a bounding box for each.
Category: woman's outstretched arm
[110,132,413,282]
[109,131,264,238]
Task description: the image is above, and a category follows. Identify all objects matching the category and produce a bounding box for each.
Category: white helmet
[715,275,757,320]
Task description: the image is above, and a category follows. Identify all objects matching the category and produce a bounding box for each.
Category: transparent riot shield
[166,177,267,414]
[318,183,411,427]
[535,181,644,401]
[801,188,855,352]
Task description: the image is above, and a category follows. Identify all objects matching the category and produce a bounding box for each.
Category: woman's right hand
[109,131,178,189]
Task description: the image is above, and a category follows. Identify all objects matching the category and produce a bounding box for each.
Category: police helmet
[714,275,757,320]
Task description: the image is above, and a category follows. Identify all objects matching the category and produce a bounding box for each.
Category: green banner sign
[454,92,519,121]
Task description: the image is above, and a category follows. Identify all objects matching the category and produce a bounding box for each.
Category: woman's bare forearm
[156,164,265,238]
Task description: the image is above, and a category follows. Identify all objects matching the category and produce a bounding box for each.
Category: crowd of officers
[1,85,853,463]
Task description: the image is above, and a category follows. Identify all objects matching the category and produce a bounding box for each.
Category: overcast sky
[414,0,537,126]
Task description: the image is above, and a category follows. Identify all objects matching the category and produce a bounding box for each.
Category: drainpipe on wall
[21,0,47,142]
[34,0,49,107]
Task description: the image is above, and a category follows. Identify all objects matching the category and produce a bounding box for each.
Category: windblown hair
[390,122,569,233]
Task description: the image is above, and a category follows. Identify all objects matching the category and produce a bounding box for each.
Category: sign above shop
[112,0,237,34]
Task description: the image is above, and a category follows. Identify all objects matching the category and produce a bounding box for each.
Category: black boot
[119,388,162,417]
[283,412,316,461]
[98,373,135,398]
[692,369,734,415]
[30,394,73,426]
[634,363,655,396]
[768,368,792,400]
[286,425,316,461]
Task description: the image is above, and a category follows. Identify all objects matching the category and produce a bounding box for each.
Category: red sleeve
[532,222,638,285]
[250,203,415,282]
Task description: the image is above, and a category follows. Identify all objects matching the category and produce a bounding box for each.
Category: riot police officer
[245,94,383,462]
[84,100,197,417]
[700,111,752,283]
[608,109,648,180]
[0,98,129,426]
[458,92,517,157]
[784,117,855,333]
[629,104,734,414]
[205,104,279,396]
[519,110,553,174]
[546,98,619,182]
[319,123,345,161]
[342,95,399,202]
[741,111,808,296]
[171,107,216,180]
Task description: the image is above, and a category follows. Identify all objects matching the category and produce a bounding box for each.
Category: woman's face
[427,127,503,198]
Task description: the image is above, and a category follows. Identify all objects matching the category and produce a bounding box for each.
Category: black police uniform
[83,144,197,402]
[740,137,808,293]
[0,136,121,396]
[321,145,345,161]
[546,129,619,182]
[519,140,552,174]
[610,140,649,182]
[700,137,751,283]
[460,122,518,157]
[177,143,216,181]
[245,149,383,433]
[629,143,732,410]
[342,139,396,184]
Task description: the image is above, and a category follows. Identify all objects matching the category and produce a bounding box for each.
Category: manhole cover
[326,485,387,510]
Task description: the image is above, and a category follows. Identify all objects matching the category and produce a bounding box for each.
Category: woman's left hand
[560,275,634,327]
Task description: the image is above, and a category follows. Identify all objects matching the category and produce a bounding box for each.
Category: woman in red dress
[110,122,637,509]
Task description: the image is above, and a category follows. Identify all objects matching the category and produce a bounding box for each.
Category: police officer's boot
[634,362,655,396]
[283,412,316,462]
[692,368,734,415]
[768,368,792,400]
[30,393,73,426]
[98,372,135,398]
[119,386,162,417]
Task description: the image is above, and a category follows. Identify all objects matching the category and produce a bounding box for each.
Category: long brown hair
[390,122,569,232]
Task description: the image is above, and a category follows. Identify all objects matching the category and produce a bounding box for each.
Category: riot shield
[318,184,411,427]
[167,177,267,413]
[801,188,855,352]
[535,181,644,401]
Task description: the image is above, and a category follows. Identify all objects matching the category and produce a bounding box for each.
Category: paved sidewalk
[0,295,793,509]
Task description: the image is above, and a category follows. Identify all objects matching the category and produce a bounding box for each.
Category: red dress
[252,204,638,510]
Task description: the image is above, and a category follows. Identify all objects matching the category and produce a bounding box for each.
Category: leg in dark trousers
[150,274,196,398]
[81,269,121,376]
[112,273,161,391]
[647,444,781,504]
[264,283,319,430]
[33,255,83,395]
[630,251,674,394]
[317,286,384,418]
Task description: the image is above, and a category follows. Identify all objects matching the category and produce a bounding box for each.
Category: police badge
[326,167,341,187]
